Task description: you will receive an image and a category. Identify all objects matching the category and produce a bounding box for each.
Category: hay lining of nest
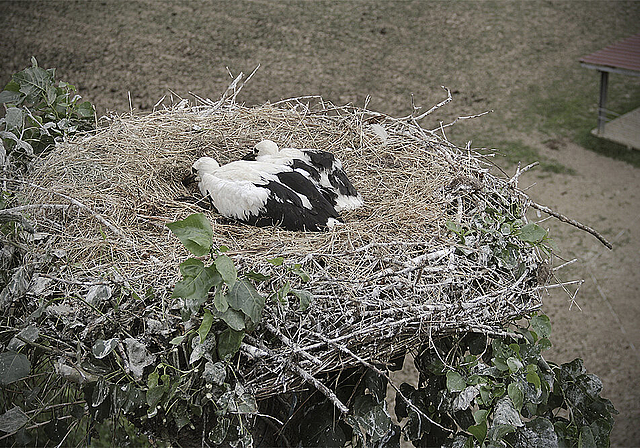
[16,93,550,399]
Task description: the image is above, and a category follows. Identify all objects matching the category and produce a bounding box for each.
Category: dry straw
[14,82,582,402]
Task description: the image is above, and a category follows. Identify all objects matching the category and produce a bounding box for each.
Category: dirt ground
[1,1,639,446]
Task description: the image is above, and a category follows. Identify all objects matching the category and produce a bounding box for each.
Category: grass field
[1,1,639,445]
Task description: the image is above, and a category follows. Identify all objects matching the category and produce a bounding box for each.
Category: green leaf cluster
[394,313,617,447]
[445,196,557,275]
[0,57,96,160]
[167,213,266,360]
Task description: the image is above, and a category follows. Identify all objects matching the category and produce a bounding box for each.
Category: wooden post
[597,70,609,135]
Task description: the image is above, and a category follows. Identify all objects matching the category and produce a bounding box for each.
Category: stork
[243,140,363,212]
[191,157,341,231]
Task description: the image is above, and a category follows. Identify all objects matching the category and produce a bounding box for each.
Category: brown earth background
[1,1,639,446]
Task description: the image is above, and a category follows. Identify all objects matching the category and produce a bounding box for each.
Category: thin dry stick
[0,209,35,232]
[306,328,453,433]
[528,200,612,250]
[409,86,452,121]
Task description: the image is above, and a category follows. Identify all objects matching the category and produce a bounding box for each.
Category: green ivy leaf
[531,314,552,339]
[267,257,284,266]
[0,351,31,385]
[508,383,524,411]
[198,310,214,343]
[0,90,22,104]
[147,385,165,410]
[227,278,264,324]
[217,328,244,359]
[172,258,221,311]
[479,385,493,406]
[518,223,547,244]
[13,65,53,105]
[488,423,516,441]
[229,387,258,415]
[203,361,226,385]
[473,409,489,425]
[291,289,312,311]
[445,220,463,234]
[578,425,596,448]
[276,281,291,304]
[468,420,487,444]
[92,378,110,408]
[527,372,542,390]
[5,107,24,132]
[169,335,185,345]
[92,338,119,359]
[3,79,21,93]
[216,308,245,331]
[8,325,39,351]
[493,357,509,372]
[214,289,229,313]
[166,213,214,256]
[290,264,310,282]
[446,371,466,392]
[76,101,94,118]
[0,406,29,433]
[147,370,159,388]
[538,337,552,351]
[45,84,57,105]
[507,356,523,373]
[215,254,237,286]
[244,271,271,282]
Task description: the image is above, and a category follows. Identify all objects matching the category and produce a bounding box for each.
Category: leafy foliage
[393,315,617,447]
[0,57,95,166]
[446,196,557,271]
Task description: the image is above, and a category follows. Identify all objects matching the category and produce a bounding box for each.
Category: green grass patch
[471,138,574,175]
[523,71,640,167]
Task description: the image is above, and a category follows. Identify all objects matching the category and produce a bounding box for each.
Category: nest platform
[17,95,548,398]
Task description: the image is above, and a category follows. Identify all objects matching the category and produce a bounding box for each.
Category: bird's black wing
[273,171,342,231]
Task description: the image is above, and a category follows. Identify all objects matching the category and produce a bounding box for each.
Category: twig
[408,86,452,121]
[508,161,539,188]
[0,209,35,232]
[244,331,349,414]
[432,109,493,132]
[305,328,453,433]
[528,200,612,249]
[15,334,69,356]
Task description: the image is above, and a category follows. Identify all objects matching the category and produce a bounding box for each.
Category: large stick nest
[16,94,548,398]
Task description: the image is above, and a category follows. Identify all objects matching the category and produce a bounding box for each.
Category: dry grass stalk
[16,94,556,398]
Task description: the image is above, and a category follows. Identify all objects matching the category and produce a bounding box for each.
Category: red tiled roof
[580,32,640,73]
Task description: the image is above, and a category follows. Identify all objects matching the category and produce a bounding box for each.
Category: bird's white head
[192,157,220,175]
[254,139,279,156]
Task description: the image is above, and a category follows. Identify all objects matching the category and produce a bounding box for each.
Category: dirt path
[525,140,640,447]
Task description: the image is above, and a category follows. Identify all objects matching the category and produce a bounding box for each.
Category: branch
[528,200,612,250]
[245,330,349,414]
[408,86,452,121]
[305,328,454,433]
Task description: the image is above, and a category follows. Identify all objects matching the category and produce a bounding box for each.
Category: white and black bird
[191,157,342,231]
[242,140,363,212]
